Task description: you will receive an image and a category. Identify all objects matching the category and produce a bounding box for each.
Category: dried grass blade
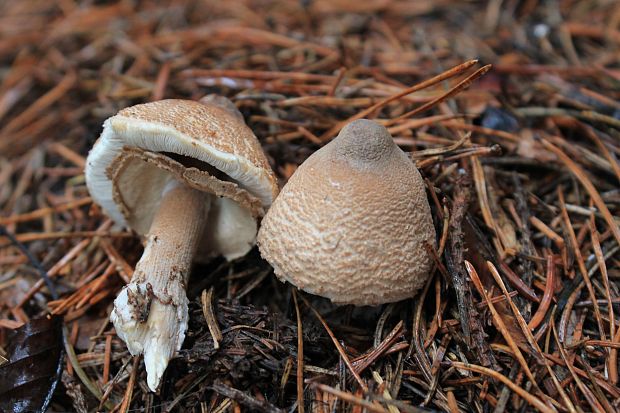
[0,70,76,136]
[551,315,607,413]
[449,362,554,413]
[292,290,305,413]
[353,321,403,374]
[202,287,222,349]
[312,383,389,413]
[589,221,616,383]
[471,156,504,256]
[557,187,607,341]
[528,255,555,330]
[465,261,539,390]
[297,293,367,392]
[542,138,620,247]
[319,59,479,141]
[0,197,92,225]
[386,64,492,125]
[118,356,140,413]
[609,329,620,388]
[485,261,576,413]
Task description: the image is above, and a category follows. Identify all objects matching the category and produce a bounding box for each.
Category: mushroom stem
[111,180,209,391]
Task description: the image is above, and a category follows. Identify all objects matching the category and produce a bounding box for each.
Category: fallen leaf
[0,316,64,413]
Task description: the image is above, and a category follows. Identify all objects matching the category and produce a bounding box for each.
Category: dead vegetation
[0,0,619,412]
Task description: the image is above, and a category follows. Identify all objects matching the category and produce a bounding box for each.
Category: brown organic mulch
[1,1,619,412]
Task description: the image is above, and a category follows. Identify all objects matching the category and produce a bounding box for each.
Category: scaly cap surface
[85,98,278,259]
[257,119,435,305]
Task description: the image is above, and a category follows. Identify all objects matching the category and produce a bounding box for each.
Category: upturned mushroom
[257,119,435,306]
[85,97,278,391]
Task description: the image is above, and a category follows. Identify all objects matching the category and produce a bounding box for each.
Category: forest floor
[0,1,619,412]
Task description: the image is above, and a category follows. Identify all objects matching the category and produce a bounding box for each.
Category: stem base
[110,181,209,391]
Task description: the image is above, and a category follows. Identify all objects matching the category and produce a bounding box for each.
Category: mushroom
[257,119,435,306]
[85,97,278,391]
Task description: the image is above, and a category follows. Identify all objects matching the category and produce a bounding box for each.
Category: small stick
[465,261,540,390]
[441,121,521,143]
[352,321,404,374]
[292,290,304,413]
[103,334,112,385]
[182,68,334,82]
[529,216,565,250]
[385,65,492,125]
[410,132,469,159]
[0,70,76,136]
[581,125,620,183]
[446,391,459,413]
[48,142,86,168]
[75,265,117,310]
[297,293,368,392]
[16,238,90,307]
[0,224,58,300]
[327,67,347,96]
[557,188,607,341]
[609,328,620,387]
[100,239,133,283]
[584,340,620,349]
[448,362,554,413]
[551,315,606,412]
[63,324,114,410]
[2,230,132,244]
[471,156,505,256]
[0,197,92,225]
[311,384,389,413]
[211,382,284,413]
[543,352,620,398]
[151,61,171,101]
[497,263,539,303]
[371,372,399,413]
[543,138,620,247]
[201,287,222,350]
[589,221,616,383]
[528,254,556,330]
[319,60,479,141]
[485,261,576,413]
[118,356,140,413]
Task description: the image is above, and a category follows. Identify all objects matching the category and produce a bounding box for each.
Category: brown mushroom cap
[85,99,278,260]
[257,119,435,305]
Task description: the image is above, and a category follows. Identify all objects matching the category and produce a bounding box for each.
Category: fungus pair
[85,98,434,391]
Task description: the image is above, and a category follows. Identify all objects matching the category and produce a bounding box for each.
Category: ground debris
[1,0,619,411]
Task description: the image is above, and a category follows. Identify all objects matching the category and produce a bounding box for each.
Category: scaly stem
[111,180,209,391]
